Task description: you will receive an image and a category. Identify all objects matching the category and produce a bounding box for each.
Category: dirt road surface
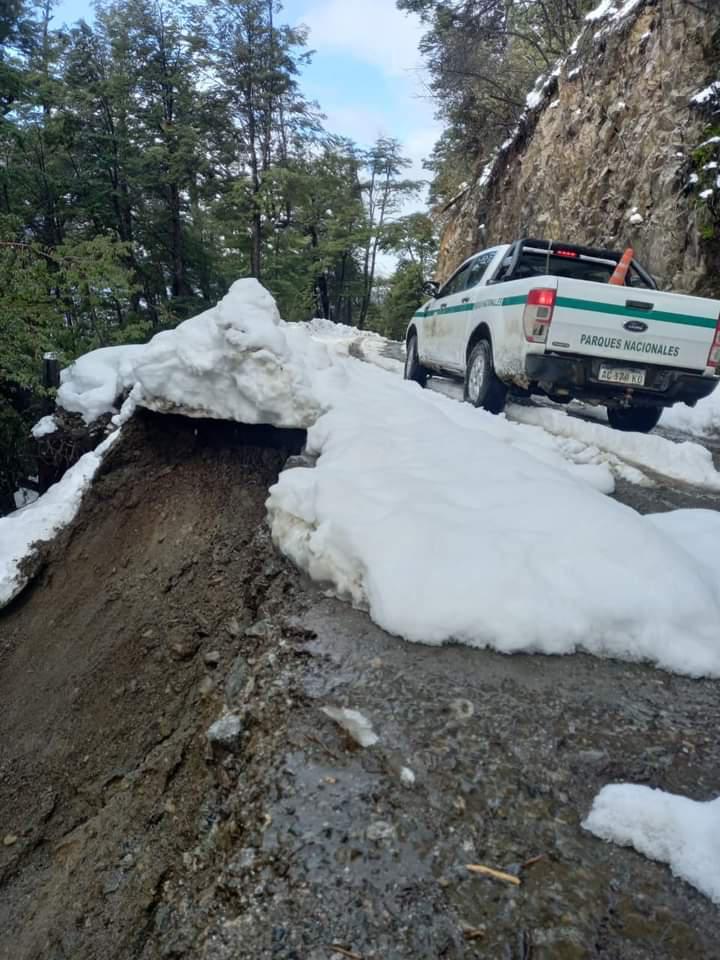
[1,404,719,959]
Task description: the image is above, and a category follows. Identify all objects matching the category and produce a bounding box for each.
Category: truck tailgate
[548,279,718,372]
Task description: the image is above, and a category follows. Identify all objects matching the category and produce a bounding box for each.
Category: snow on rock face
[583,784,720,903]
[268,359,720,678]
[691,82,720,105]
[58,280,330,429]
[0,430,120,608]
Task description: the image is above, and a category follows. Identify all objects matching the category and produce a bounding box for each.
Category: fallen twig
[463,927,486,941]
[329,945,363,960]
[521,853,546,870]
[304,733,340,761]
[466,863,521,886]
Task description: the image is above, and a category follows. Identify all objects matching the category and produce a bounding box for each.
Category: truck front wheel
[464,341,507,414]
[404,334,428,387]
[606,404,662,433]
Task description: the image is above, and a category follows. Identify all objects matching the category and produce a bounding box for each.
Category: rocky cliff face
[437,0,720,297]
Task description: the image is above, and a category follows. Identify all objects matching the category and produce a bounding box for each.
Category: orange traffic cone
[609,247,634,286]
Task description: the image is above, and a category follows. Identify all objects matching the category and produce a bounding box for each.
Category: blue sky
[51,0,440,182]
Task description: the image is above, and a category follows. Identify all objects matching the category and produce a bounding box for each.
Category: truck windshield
[511,251,652,288]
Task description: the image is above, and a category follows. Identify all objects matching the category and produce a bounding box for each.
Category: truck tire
[464,340,507,414]
[404,334,428,387]
[606,404,662,433]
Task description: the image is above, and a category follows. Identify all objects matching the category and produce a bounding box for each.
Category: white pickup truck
[404,238,720,432]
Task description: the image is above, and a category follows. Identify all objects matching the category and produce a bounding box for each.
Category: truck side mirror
[422,280,439,299]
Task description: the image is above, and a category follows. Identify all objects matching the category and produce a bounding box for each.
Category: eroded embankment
[0,411,307,959]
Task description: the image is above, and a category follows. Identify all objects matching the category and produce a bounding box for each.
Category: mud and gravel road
[1,404,719,960]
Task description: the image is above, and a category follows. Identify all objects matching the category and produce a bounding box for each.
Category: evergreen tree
[358,137,421,328]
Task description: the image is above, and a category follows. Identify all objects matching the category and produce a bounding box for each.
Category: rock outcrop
[437,0,720,297]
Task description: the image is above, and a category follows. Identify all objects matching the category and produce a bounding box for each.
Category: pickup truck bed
[405,239,720,432]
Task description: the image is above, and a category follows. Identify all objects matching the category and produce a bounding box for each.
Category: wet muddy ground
[1,408,719,959]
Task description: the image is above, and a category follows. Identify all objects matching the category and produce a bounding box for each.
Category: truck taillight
[708,314,720,370]
[524,288,556,343]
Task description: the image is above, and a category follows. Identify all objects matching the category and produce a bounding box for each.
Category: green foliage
[377,261,426,340]
[0,0,426,511]
[691,124,719,245]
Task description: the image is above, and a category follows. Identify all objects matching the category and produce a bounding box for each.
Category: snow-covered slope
[0,431,120,608]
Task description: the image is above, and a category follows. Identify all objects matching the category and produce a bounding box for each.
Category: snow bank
[583,784,720,903]
[649,510,720,595]
[661,391,720,438]
[58,280,330,429]
[508,403,720,490]
[304,318,404,374]
[268,359,720,678]
[0,431,120,608]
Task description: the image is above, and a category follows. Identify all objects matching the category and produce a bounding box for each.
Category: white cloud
[300,0,424,77]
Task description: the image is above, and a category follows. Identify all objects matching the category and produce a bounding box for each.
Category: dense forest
[0,0,439,511]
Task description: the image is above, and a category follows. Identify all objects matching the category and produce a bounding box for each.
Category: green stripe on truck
[414,294,716,330]
[555,296,717,329]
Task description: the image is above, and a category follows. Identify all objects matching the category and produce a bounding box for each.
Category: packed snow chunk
[31,415,58,439]
[400,766,416,787]
[0,430,120,609]
[321,706,379,747]
[58,344,145,423]
[268,361,720,677]
[583,784,720,903]
[132,280,329,428]
[508,403,720,491]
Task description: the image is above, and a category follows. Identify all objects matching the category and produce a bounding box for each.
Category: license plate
[598,366,646,387]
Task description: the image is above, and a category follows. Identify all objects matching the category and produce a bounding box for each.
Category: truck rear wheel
[464,341,507,415]
[404,334,428,387]
[606,404,662,433]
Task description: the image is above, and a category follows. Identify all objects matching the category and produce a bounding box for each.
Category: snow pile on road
[0,431,120,608]
[509,403,720,490]
[10,286,720,679]
[583,784,720,903]
[661,391,720,438]
[268,358,720,678]
[58,280,330,429]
